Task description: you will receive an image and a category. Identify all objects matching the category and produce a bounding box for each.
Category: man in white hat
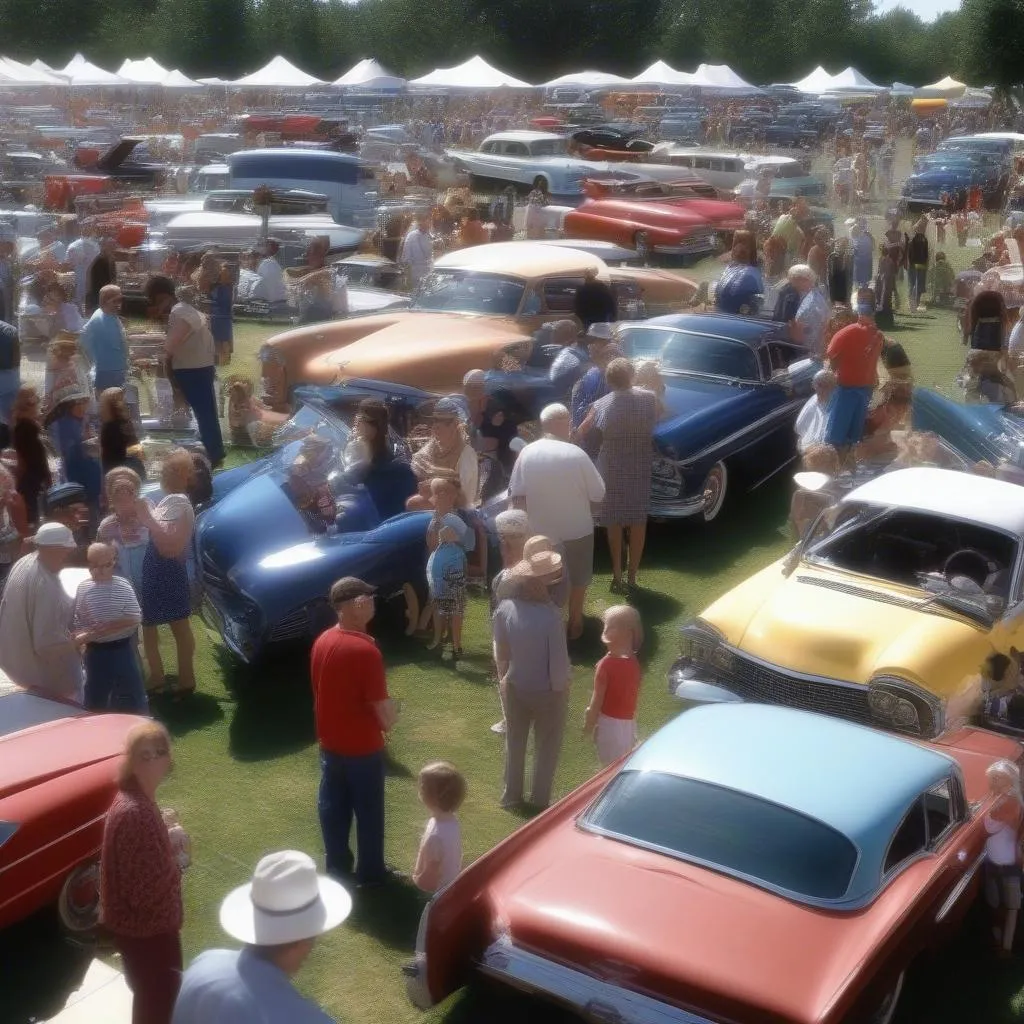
[172,850,351,1024]
[0,522,82,701]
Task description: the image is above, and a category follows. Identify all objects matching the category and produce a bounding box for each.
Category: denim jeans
[173,364,224,465]
[84,638,149,714]
[94,368,127,393]
[318,748,386,883]
[908,266,927,309]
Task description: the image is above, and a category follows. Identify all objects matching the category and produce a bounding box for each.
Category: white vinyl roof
[232,56,323,88]
[844,467,1024,536]
[410,55,532,89]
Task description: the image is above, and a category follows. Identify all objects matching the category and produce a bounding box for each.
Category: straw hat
[512,548,563,579]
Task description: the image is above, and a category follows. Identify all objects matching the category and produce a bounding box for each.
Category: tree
[961,0,1024,91]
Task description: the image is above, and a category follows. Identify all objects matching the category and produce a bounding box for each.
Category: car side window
[883,798,928,876]
[671,156,693,168]
[710,159,723,172]
[505,142,529,157]
[519,288,542,316]
[542,278,586,313]
[694,157,711,170]
[924,779,956,848]
[759,342,797,379]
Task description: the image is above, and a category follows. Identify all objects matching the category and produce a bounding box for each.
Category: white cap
[32,522,77,549]
[219,850,352,946]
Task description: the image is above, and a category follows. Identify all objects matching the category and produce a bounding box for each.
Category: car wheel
[700,462,729,522]
[857,971,905,1024]
[634,231,651,260]
[58,858,101,934]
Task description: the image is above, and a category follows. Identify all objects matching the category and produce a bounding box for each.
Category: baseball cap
[329,577,376,606]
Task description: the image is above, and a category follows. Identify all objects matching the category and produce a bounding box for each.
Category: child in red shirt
[584,605,643,766]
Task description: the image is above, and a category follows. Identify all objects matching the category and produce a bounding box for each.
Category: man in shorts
[825,287,883,457]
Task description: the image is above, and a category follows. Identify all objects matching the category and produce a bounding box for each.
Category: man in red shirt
[312,576,398,886]
[825,287,883,454]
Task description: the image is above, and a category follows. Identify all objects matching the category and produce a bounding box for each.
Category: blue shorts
[825,386,873,447]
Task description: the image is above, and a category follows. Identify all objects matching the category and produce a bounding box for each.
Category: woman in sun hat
[172,850,351,1023]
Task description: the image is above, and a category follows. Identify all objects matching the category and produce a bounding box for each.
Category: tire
[58,858,101,934]
[700,461,729,522]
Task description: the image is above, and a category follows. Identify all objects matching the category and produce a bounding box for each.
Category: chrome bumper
[478,936,719,1024]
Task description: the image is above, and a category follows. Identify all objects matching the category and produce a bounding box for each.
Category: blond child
[584,605,643,766]
[412,761,466,893]
[984,760,1024,957]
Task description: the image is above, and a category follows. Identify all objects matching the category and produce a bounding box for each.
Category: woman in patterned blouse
[100,721,182,1024]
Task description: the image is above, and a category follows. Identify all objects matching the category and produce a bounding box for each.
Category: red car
[564,179,747,258]
[407,704,1021,1024]
[0,681,147,932]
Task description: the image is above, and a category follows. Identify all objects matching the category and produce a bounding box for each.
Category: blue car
[615,313,815,520]
[912,387,1024,466]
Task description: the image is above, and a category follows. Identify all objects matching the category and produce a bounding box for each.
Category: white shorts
[595,715,637,766]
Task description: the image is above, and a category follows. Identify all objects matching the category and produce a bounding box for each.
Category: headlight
[868,675,945,738]
[679,619,726,665]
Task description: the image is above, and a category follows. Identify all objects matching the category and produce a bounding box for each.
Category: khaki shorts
[562,533,594,588]
[985,863,1022,910]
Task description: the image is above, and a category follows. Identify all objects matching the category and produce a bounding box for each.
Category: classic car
[901,153,1006,211]
[735,156,828,200]
[669,467,1024,739]
[161,210,365,253]
[762,115,820,148]
[406,702,1020,1023]
[615,313,814,520]
[448,131,598,195]
[258,242,697,410]
[0,676,148,932]
[911,387,1024,469]
[71,136,167,188]
[197,384,506,662]
[570,124,654,153]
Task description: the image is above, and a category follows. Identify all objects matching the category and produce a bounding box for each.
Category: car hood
[654,378,759,453]
[306,314,527,390]
[494,832,903,1024]
[0,711,139,800]
[703,561,987,696]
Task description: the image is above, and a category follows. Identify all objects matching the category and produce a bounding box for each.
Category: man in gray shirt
[492,549,572,809]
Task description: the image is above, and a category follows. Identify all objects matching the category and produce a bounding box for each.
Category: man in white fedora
[172,850,351,1023]
[0,521,82,700]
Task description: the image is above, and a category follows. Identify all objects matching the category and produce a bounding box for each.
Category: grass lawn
[6,240,1024,1023]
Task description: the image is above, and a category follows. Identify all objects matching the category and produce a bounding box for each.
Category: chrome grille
[796,574,925,613]
[725,653,871,724]
[268,606,310,643]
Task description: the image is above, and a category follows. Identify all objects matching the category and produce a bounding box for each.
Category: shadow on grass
[344,880,425,952]
[0,909,93,1024]
[441,982,578,1024]
[151,687,225,738]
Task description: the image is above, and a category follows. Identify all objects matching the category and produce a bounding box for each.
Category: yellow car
[669,467,1022,739]
[258,241,695,410]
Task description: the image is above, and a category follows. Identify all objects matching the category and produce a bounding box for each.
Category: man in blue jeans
[311,576,398,887]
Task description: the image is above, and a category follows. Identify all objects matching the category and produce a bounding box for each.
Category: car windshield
[411,270,526,315]
[582,770,858,901]
[617,326,760,381]
[804,503,1017,623]
[0,689,86,737]
[531,138,570,156]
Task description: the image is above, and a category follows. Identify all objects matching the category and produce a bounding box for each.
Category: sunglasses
[139,747,170,761]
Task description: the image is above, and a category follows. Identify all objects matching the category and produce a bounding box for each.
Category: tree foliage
[0,0,1001,88]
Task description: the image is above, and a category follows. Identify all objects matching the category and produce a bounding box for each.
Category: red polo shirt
[311,627,389,756]
[827,322,882,388]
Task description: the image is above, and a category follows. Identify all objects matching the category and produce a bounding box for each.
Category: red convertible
[407,704,1021,1024]
[564,178,747,258]
[0,679,147,932]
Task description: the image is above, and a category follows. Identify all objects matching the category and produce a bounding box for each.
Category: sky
[873,0,961,20]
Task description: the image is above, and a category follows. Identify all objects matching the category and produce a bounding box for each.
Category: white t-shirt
[985,806,1020,866]
[0,552,82,700]
[795,395,828,452]
[508,436,606,542]
[418,816,462,890]
[256,257,288,304]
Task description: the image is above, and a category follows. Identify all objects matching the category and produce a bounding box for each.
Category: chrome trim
[0,813,105,877]
[679,396,805,467]
[935,852,986,924]
[479,936,720,1024]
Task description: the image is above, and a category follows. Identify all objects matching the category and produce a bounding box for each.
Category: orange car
[258,241,695,410]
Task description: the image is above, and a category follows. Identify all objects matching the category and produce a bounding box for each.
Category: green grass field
[6,233,1024,1023]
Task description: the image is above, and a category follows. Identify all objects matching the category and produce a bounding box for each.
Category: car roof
[483,131,566,142]
[434,240,609,280]
[633,312,776,346]
[843,466,1024,535]
[625,704,953,893]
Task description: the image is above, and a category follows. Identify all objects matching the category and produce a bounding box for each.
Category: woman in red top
[584,605,643,766]
[100,721,183,1024]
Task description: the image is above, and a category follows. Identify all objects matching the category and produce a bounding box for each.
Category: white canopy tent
[827,67,885,93]
[916,75,966,99]
[792,66,839,94]
[410,55,532,90]
[630,60,695,87]
[58,54,128,87]
[543,69,631,89]
[333,58,406,91]
[689,63,760,95]
[197,77,229,86]
[232,56,323,88]
[0,56,67,86]
[161,69,204,90]
[30,59,56,74]
[890,82,916,97]
[117,57,169,85]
